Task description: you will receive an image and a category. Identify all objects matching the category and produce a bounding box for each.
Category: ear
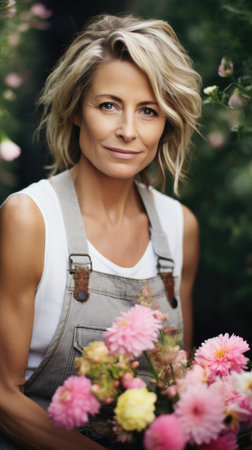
[72,110,81,127]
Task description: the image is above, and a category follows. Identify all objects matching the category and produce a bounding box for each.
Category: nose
[115,111,137,142]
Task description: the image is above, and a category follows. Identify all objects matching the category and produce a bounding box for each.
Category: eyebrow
[95,94,159,106]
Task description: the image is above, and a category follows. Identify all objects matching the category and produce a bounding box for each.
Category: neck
[70,161,142,225]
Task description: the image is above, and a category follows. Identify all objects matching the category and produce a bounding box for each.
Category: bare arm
[0,195,105,450]
[180,205,200,352]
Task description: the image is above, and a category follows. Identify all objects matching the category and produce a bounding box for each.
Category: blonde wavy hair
[37,14,201,193]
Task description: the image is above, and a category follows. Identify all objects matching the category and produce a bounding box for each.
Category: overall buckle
[69,254,92,302]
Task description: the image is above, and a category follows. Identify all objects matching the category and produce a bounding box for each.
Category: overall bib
[0,171,183,449]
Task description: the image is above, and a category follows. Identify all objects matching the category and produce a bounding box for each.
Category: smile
[104,147,140,159]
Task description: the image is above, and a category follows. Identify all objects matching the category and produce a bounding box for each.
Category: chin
[92,165,140,180]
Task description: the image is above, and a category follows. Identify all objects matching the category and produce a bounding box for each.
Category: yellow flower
[115,388,156,432]
[75,357,91,375]
[83,341,109,364]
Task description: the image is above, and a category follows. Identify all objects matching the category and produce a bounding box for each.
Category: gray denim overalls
[0,170,183,449]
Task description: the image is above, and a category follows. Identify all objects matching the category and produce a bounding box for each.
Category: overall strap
[136,182,178,309]
[52,170,91,302]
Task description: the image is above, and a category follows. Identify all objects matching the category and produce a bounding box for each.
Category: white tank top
[13,179,183,378]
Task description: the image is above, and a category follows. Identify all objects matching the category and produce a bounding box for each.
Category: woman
[0,14,201,449]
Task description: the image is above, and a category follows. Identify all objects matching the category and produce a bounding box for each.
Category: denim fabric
[22,170,183,447]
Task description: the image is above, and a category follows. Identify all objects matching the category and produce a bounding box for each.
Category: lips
[104,146,140,159]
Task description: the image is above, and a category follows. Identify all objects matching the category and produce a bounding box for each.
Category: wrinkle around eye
[99,102,118,111]
[139,108,158,118]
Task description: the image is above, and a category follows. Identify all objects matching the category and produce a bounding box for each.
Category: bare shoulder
[0,194,45,287]
[1,193,42,224]
[181,204,200,239]
[0,194,44,249]
[180,206,200,351]
[181,204,200,273]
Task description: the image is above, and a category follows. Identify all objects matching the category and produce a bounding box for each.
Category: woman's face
[73,59,166,180]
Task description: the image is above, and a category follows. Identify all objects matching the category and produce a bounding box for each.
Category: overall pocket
[64,324,107,379]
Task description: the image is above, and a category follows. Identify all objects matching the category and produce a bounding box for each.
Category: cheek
[86,116,115,142]
[143,123,165,150]
[79,121,107,146]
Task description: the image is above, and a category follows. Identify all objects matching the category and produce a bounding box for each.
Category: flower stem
[159,329,165,345]
[143,351,159,381]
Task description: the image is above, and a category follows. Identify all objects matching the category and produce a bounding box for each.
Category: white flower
[3,90,16,101]
[233,371,252,405]
[18,23,30,33]
[203,85,217,95]
[8,33,20,47]
[0,139,21,161]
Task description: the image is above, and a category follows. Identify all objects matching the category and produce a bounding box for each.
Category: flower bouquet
[48,295,252,449]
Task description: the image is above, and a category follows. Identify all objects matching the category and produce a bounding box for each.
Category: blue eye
[100,102,115,110]
[142,107,157,116]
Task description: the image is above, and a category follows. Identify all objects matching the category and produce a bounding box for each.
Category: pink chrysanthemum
[213,375,252,427]
[176,364,209,395]
[195,334,250,381]
[105,304,162,358]
[48,375,100,429]
[197,432,238,450]
[175,384,225,445]
[144,414,186,450]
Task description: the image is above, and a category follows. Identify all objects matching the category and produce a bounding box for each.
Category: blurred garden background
[0,0,251,355]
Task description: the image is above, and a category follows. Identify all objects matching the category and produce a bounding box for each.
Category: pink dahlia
[195,334,249,381]
[105,304,162,359]
[144,414,186,450]
[48,375,100,429]
[197,432,238,450]
[176,364,209,395]
[213,374,252,427]
[175,384,225,445]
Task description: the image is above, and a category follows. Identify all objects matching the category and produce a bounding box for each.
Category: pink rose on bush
[218,57,234,78]
[0,139,21,161]
[5,73,23,88]
[31,3,52,19]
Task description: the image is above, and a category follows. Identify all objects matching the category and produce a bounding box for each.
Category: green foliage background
[1,0,251,350]
[0,0,49,200]
[126,0,252,349]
